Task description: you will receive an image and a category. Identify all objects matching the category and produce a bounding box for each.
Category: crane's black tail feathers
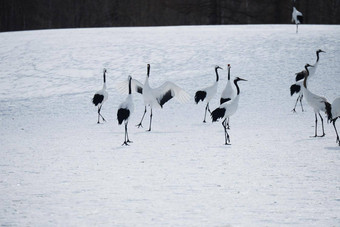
[92,94,104,106]
[324,101,333,123]
[220,98,231,105]
[117,108,130,125]
[211,107,226,122]
[295,71,305,81]
[194,91,206,104]
[290,84,301,96]
[297,15,304,24]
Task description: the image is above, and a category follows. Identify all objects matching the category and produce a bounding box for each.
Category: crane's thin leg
[222,119,226,128]
[311,113,318,137]
[222,121,227,144]
[122,122,129,146]
[222,122,231,145]
[296,24,298,34]
[226,130,231,145]
[98,105,106,123]
[147,108,153,131]
[299,94,304,112]
[222,118,230,129]
[332,120,339,145]
[97,106,100,123]
[207,103,212,114]
[318,113,325,137]
[136,106,147,128]
[203,103,209,123]
[292,95,300,112]
[126,122,132,143]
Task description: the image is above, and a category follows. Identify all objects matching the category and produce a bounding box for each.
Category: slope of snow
[0,25,339,226]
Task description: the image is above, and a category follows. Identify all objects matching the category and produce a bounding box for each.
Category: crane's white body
[195,66,222,122]
[118,95,134,121]
[203,82,218,103]
[220,95,240,119]
[135,64,190,131]
[302,85,327,113]
[142,77,190,108]
[196,66,221,104]
[221,65,235,103]
[143,76,161,108]
[292,7,303,24]
[94,85,108,104]
[221,80,235,102]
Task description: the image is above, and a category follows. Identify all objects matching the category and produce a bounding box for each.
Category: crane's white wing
[152,81,190,107]
[115,78,143,94]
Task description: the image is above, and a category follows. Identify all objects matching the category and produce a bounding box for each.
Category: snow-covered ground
[0,25,339,226]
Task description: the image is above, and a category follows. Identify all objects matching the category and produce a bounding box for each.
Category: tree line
[1,0,339,32]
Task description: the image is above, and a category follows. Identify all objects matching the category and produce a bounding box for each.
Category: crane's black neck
[147,65,150,77]
[128,78,132,94]
[227,67,231,80]
[234,80,241,95]
[316,51,320,62]
[103,71,106,83]
[303,66,310,88]
[215,67,220,82]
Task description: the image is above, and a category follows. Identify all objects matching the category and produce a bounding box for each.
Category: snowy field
[0,25,339,226]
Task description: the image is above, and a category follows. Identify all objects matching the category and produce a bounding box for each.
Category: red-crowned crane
[135,64,190,131]
[195,65,222,123]
[292,3,303,33]
[301,64,328,137]
[117,76,134,146]
[325,98,340,146]
[92,69,108,123]
[220,64,235,128]
[290,49,325,112]
[211,77,247,145]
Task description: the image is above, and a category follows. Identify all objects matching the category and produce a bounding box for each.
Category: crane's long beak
[239,78,247,81]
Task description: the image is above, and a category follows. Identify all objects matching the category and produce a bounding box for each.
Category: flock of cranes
[90,5,339,147]
[194,65,246,145]
[290,50,340,146]
[93,64,190,145]
[92,52,339,147]
[92,64,245,146]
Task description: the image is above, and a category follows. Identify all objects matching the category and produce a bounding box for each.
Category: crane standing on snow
[136,64,190,131]
[292,2,304,34]
[117,76,134,146]
[290,49,326,112]
[211,77,247,145]
[92,69,108,124]
[220,64,235,129]
[195,65,222,123]
[301,64,328,137]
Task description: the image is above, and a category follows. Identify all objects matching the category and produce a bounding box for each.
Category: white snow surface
[0,25,340,226]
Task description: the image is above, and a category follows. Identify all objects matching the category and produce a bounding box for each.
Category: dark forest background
[1,0,340,32]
